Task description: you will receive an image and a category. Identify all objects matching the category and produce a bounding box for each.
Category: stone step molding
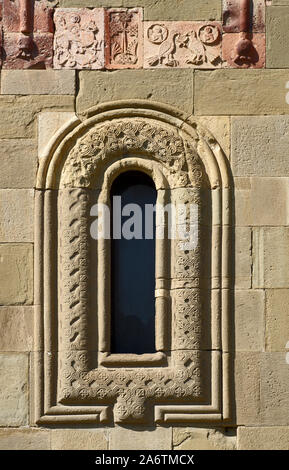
[0,1,266,70]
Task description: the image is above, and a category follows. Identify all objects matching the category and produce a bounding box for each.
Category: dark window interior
[110,171,157,354]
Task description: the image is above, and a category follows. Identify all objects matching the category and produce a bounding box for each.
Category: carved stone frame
[34,101,232,426]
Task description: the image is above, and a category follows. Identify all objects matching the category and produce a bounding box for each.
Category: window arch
[110,171,157,354]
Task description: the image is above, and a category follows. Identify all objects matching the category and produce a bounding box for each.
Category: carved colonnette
[34,103,231,425]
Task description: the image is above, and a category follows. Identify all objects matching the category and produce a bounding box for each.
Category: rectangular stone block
[232,116,289,176]
[51,430,108,450]
[267,6,289,68]
[238,426,289,450]
[144,22,222,69]
[265,289,289,352]
[38,111,76,157]
[195,70,289,115]
[109,427,172,450]
[56,1,222,21]
[0,139,37,188]
[0,95,75,139]
[0,428,50,450]
[105,8,143,69]
[0,244,33,305]
[3,32,53,69]
[235,290,264,351]
[0,189,34,242]
[198,116,230,157]
[235,352,262,425]
[173,427,236,450]
[54,8,104,69]
[77,69,194,115]
[1,70,75,95]
[0,307,33,352]
[222,33,265,68]
[0,353,28,426]
[223,0,265,33]
[235,178,289,226]
[253,227,289,288]
[260,353,289,425]
[235,227,252,289]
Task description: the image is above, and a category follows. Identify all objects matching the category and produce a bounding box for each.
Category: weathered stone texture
[232,116,289,176]
[0,190,34,242]
[0,428,50,450]
[0,139,37,188]
[261,353,289,425]
[235,227,252,289]
[51,429,108,450]
[109,427,172,450]
[223,0,265,33]
[56,1,222,21]
[265,289,289,352]
[173,427,236,450]
[38,111,76,157]
[195,70,289,115]
[222,33,266,69]
[198,116,230,157]
[77,69,194,114]
[235,178,289,226]
[253,227,289,288]
[0,95,75,139]
[235,352,262,425]
[235,290,264,351]
[0,307,33,351]
[267,6,289,68]
[0,244,33,305]
[1,70,75,95]
[0,353,28,426]
[238,426,289,450]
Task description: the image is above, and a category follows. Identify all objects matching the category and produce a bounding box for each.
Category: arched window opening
[110,171,157,354]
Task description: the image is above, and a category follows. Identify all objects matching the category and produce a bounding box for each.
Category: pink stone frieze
[222,32,265,68]
[223,0,265,33]
[104,8,143,69]
[3,32,53,69]
[144,21,223,69]
[53,8,105,70]
[2,0,53,68]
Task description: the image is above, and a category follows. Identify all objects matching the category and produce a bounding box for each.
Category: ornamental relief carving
[60,118,203,189]
[35,108,230,426]
[144,22,222,69]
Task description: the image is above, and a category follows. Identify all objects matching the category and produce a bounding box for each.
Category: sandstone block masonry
[0,0,289,452]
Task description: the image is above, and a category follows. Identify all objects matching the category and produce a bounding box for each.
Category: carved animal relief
[144,22,222,69]
[35,106,231,425]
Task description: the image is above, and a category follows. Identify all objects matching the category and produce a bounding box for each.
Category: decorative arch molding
[34,101,232,426]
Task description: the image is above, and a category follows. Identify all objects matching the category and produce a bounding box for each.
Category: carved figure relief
[3,0,54,69]
[35,104,231,426]
[53,8,104,69]
[104,8,142,69]
[144,22,222,69]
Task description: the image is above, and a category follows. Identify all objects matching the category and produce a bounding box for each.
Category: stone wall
[0,0,289,450]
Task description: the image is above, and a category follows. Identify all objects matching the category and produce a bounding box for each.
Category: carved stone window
[34,102,231,426]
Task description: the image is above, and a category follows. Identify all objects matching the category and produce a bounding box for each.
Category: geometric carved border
[34,101,232,425]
